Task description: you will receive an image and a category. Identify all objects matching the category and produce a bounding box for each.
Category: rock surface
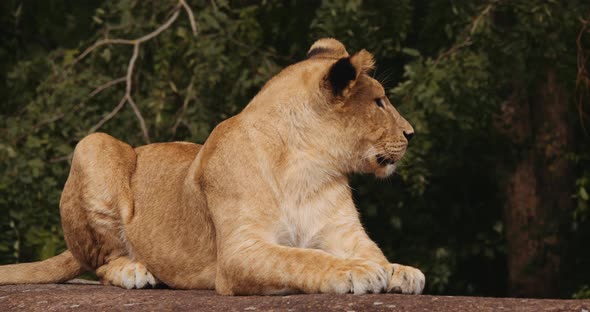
[1,281,589,311]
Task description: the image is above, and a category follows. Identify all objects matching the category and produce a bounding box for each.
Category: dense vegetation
[1,0,588,298]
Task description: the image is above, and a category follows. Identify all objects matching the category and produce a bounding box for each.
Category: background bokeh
[1,0,589,299]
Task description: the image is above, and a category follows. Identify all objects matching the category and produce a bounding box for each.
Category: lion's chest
[273,181,348,249]
[274,203,324,249]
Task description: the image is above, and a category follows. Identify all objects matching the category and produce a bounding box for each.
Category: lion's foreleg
[215,237,388,295]
[319,204,425,294]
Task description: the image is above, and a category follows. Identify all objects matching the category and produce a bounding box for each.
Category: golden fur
[0,39,424,295]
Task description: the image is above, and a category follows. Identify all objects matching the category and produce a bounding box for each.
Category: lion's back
[131,141,201,209]
[126,141,217,289]
[134,141,202,163]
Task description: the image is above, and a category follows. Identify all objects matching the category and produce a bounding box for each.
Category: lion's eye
[375,98,385,108]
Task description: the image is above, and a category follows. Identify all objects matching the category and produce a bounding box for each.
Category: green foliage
[573,285,590,299]
[0,0,589,298]
[573,169,590,224]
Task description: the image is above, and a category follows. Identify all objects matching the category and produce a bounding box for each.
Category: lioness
[0,38,424,295]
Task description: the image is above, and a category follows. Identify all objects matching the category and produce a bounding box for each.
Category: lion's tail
[0,250,85,285]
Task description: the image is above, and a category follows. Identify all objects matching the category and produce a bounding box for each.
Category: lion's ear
[327,49,375,97]
[306,38,349,59]
[327,57,357,96]
[350,49,375,74]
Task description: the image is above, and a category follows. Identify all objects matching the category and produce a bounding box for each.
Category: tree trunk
[500,70,574,298]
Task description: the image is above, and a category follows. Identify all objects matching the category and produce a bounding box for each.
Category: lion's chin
[374,163,396,178]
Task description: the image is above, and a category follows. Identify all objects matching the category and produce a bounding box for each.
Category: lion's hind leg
[96,256,158,289]
[61,133,158,289]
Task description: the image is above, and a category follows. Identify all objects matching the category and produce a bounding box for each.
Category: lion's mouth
[376,155,396,166]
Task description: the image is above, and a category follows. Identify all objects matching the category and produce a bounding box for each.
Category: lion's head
[305,38,415,178]
[248,38,414,178]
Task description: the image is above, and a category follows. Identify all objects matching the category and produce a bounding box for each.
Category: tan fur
[0,39,424,295]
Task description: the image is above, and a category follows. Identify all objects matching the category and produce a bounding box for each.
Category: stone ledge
[1,281,589,311]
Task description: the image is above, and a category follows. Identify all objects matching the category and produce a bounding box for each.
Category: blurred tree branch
[171,77,195,138]
[401,1,501,104]
[576,12,590,134]
[12,77,127,146]
[432,0,500,68]
[74,0,198,144]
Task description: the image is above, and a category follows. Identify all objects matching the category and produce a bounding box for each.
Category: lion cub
[0,38,425,295]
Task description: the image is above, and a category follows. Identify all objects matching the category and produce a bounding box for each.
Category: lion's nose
[403,131,414,142]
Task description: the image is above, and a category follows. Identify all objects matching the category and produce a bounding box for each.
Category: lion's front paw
[322,259,388,294]
[388,263,425,294]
